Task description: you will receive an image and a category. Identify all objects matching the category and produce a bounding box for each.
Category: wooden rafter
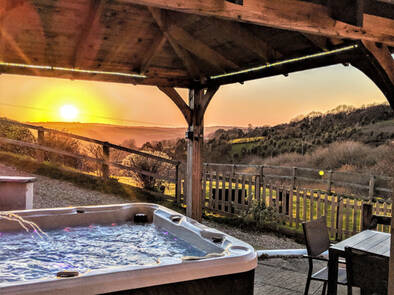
[301,33,329,52]
[149,7,200,79]
[362,41,393,85]
[328,0,365,26]
[71,0,103,68]
[211,19,282,62]
[352,41,394,106]
[138,34,167,74]
[165,21,240,71]
[158,86,192,125]
[120,0,394,46]
[198,86,220,122]
[204,46,359,86]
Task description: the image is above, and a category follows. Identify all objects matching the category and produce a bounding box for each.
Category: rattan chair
[345,247,389,295]
[302,217,347,295]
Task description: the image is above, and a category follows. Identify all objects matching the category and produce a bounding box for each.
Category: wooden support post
[37,128,45,162]
[186,88,204,221]
[102,143,110,180]
[159,85,218,221]
[291,167,296,189]
[175,163,181,204]
[362,203,373,231]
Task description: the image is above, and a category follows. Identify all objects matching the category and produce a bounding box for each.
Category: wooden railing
[199,163,393,240]
[0,119,182,200]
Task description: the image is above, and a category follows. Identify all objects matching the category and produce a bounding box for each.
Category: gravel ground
[202,220,303,250]
[0,163,129,208]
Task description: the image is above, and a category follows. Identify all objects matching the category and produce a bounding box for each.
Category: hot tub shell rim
[0,203,257,295]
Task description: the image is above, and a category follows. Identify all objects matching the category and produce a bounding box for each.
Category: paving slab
[254,258,354,295]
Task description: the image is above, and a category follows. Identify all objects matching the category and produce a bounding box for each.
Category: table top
[330,230,390,258]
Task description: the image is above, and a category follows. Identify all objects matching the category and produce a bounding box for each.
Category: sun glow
[60,105,79,121]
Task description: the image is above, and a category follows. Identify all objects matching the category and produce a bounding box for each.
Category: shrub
[308,141,375,170]
[122,150,173,191]
[42,132,81,169]
[241,200,280,229]
[0,119,35,156]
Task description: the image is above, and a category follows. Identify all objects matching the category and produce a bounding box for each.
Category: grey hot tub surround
[0,203,257,295]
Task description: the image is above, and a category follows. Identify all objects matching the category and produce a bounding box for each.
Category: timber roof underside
[0,0,393,88]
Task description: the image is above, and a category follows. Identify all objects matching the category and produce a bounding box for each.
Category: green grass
[229,136,265,144]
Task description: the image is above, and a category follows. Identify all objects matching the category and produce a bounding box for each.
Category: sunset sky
[0,64,387,128]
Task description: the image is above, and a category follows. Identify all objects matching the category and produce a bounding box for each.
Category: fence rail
[0,119,179,165]
[203,162,393,200]
[0,119,181,199]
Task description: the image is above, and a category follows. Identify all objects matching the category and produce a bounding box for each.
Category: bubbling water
[0,223,206,284]
[0,213,47,238]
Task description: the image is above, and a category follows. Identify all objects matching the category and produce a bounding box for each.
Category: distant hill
[149,104,394,164]
[208,103,394,163]
[26,122,234,147]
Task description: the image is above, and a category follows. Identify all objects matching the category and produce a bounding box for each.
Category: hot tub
[0,203,257,295]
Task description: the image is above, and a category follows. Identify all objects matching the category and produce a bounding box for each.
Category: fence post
[335,195,342,241]
[37,128,45,162]
[291,167,296,189]
[362,203,373,230]
[102,143,110,180]
[369,175,375,199]
[327,170,333,194]
[260,165,264,186]
[175,163,181,204]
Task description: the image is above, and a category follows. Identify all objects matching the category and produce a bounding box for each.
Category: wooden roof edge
[119,0,394,47]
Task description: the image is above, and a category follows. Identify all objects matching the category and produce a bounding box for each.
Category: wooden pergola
[0,0,393,292]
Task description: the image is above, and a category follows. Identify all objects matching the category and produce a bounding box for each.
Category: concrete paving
[254,257,355,295]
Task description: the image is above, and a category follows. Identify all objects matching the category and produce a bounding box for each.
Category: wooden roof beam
[352,41,394,107]
[198,86,219,123]
[149,7,201,79]
[328,0,364,27]
[203,45,360,87]
[120,0,394,46]
[301,33,329,52]
[165,21,240,72]
[158,86,192,125]
[71,0,104,68]
[211,20,282,62]
[138,34,167,74]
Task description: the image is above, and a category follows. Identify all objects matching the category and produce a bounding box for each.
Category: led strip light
[210,44,358,80]
[0,61,147,79]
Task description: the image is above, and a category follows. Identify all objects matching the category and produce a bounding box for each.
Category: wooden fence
[200,163,393,240]
[0,119,182,199]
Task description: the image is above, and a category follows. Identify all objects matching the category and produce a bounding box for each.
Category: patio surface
[255,257,353,295]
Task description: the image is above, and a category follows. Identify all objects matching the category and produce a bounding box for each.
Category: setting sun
[60,105,79,121]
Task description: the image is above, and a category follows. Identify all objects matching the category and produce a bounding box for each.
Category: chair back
[345,247,389,294]
[302,216,330,257]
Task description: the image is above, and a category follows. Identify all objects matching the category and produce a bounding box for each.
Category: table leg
[327,249,339,295]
